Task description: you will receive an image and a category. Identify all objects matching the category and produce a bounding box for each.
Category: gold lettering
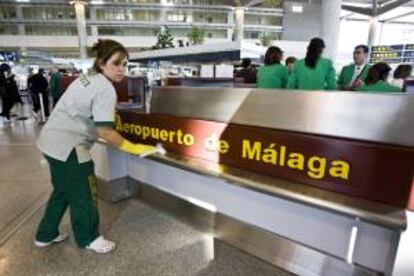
[329,160,350,180]
[169,131,176,143]
[279,146,286,166]
[242,140,261,161]
[160,130,169,141]
[115,114,122,131]
[183,134,195,146]
[151,128,160,139]
[123,123,130,133]
[287,153,305,170]
[218,140,229,154]
[134,125,141,135]
[262,143,277,164]
[142,127,150,139]
[177,129,184,144]
[307,156,326,179]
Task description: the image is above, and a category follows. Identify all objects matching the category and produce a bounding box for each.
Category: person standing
[257,46,289,89]
[285,56,297,76]
[35,39,163,254]
[49,65,63,107]
[235,58,257,84]
[0,64,22,121]
[358,62,401,93]
[337,45,370,91]
[391,64,412,89]
[28,68,50,118]
[287,38,336,91]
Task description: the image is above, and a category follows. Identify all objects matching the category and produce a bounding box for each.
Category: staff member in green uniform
[35,39,160,254]
[358,62,401,93]
[337,45,370,91]
[257,46,289,89]
[287,38,336,91]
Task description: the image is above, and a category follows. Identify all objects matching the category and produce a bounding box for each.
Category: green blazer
[257,64,289,89]
[357,80,402,93]
[287,57,336,91]
[337,64,370,90]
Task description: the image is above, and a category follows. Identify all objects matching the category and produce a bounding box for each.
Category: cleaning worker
[34,39,163,254]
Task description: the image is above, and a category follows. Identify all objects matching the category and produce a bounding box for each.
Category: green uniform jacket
[337,64,370,90]
[257,64,289,89]
[287,57,336,90]
[49,72,62,97]
[357,80,402,93]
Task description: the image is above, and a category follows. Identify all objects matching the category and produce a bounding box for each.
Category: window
[98,27,157,36]
[22,7,88,20]
[0,6,16,19]
[0,24,18,35]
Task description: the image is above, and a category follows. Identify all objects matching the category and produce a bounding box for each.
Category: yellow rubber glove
[119,140,157,155]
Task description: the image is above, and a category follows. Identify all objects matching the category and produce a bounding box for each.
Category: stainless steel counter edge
[145,153,407,231]
[151,87,414,147]
[95,140,406,230]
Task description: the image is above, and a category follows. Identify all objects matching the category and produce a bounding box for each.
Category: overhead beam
[245,0,264,8]
[341,4,372,15]
[378,0,412,14]
[382,10,414,21]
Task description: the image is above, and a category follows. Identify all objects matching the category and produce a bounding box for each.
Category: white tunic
[37,73,117,163]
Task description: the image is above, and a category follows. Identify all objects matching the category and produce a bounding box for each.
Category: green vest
[357,80,402,93]
[337,64,370,90]
[257,64,289,89]
[287,57,336,91]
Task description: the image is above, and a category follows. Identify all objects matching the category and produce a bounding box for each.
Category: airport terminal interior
[1,0,414,275]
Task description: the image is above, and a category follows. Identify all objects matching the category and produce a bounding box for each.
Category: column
[227,10,234,41]
[320,0,342,60]
[89,6,98,37]
[234,7,245,42]
[16,5,26,53]
[71,0,88,59]
[367,0,378,54]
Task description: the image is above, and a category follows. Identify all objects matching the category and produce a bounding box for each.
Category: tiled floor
[0,106,293,276]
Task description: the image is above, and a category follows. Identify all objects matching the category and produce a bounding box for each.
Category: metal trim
[132,180,381,276]
[150,87,414,147]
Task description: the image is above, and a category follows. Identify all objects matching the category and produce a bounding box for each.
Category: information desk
[92,87,414,276]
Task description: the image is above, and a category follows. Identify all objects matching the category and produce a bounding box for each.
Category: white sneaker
[34,233,68,247]
[85,236,116,254]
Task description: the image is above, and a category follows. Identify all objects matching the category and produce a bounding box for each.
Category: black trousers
[1,96,16,119]
[32,91,50,117]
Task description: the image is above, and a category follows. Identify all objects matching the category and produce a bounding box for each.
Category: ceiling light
[292,5,303,13]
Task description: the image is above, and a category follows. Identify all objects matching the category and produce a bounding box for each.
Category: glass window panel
[0,24,18,35]
[0,6,17,19]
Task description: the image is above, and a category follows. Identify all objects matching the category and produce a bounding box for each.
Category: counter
[93,87,414,276]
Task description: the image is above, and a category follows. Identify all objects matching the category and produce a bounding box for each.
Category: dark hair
[355,44,369,54]
[393,64,412,79]
[305,38,325,68]
[241,58,251,69]
[285,56,297,65]
[264,46,283,66]
[365,62,391,85]
[92,39,129,73]
[38,68,44,74]
[0,63,10,72]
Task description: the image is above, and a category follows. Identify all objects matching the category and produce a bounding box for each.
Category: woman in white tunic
[35,39,157,253]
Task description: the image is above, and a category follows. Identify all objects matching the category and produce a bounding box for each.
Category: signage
[371,44,414,64]
[116,111,414,207]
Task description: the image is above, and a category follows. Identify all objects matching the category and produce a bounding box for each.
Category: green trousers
[36,150,99,247]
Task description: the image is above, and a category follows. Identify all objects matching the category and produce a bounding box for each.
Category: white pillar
[71,0,88,59]
[234,7,245,42]
[320,0,342,60]
[367,16,378,51]
[227,10,234,40]
[89,7,98,37]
